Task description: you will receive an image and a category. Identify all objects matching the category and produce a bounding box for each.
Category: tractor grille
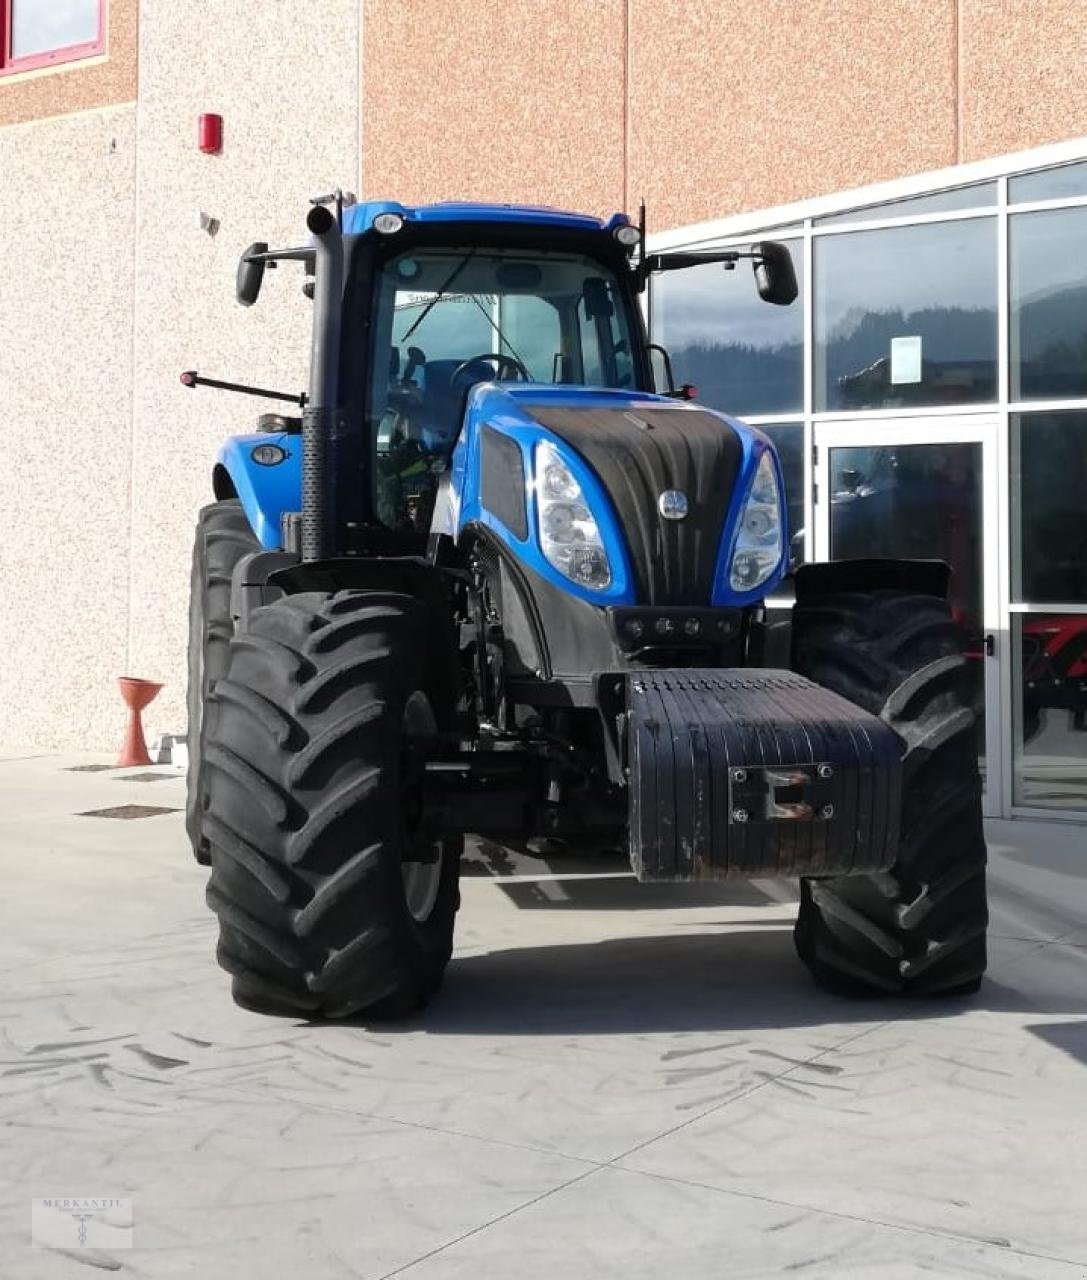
[527,405,742,606]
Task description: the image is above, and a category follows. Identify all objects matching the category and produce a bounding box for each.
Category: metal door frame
[813,415,1004,817]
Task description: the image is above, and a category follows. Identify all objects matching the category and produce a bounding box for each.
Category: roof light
[614,224,641,247]
[373,212,404,235]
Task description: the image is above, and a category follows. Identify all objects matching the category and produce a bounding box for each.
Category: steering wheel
[450,353,530,386]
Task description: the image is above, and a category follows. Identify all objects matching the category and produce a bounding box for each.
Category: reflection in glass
[1010,412,1087,604]
[828,442,985,777]
[1009,160,1087,205]
[1010,208,1087,400]
[814,182,996,227]
[1013,613,1087,809]
[815,220,997,411]
[650,242,804,417]
[759,423,806,568]
[11,0,98,58]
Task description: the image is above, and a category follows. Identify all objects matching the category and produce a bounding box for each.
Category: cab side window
[577,279,634,388]
[499,294,562,383]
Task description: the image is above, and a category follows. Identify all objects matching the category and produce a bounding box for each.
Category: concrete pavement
[0,752,1085,1278]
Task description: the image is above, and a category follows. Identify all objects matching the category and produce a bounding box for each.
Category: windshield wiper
[467,296,533,377]
[402,249,477,341]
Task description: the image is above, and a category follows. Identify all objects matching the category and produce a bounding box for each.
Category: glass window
[365,247,639,531]
[759,423,806,567]
[814,182,997,227]
[815,219,997,412]
[1011,411,1087,604]
[500,294,562,384]
[1010,207,1087,400]
[576,285,634,390]
[10,0,99,60]
[650,240,804,417]
[1012,613,1087,810]
[1009,160,1087,205]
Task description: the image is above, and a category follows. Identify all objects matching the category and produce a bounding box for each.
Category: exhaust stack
[302,203,344,561]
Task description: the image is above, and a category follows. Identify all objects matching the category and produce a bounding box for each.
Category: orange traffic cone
[117,677,163,767]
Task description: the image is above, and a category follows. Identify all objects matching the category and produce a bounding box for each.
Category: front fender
[215,433,300,550]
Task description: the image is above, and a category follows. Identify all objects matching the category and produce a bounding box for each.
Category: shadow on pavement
[1025,1020,1087,1066]
[330,927,1087,1038]
[488,877,788,912]
[461,840,794,911]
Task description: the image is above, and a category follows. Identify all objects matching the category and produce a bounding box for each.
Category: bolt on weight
[817,764,834,779]
[731,768,747,783]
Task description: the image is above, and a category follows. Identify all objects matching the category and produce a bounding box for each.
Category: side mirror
[753,241,798,306]
[236,241,269,307]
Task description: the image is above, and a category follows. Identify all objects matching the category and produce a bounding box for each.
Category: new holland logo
[658,490,688,520]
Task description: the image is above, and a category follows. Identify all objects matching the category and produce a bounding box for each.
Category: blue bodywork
[342,200,632,237]
[216,432,300,549]
[215,384,787,608]
[214,199,788,609]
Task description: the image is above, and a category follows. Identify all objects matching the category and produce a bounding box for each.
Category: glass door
[813,417,1002,815]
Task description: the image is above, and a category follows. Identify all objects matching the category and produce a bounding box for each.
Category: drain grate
[65,764,118,773]
[114,772,175,783]
[78,805,181,820]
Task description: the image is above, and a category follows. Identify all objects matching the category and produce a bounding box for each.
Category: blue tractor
[185,196,987,1018]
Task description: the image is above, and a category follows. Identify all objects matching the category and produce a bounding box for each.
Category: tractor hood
[451,384,786,608]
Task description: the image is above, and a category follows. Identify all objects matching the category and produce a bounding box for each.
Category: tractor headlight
[728,451,784,593]
[535,440,612,590]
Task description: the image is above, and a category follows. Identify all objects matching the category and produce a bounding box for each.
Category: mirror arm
[643,249,746,275]
[180,370,306,406]
[636,247,772,289]
[244,246,316,268]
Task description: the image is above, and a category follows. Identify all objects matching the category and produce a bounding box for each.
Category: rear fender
[754,560,953,671]
[214,433,301,550]
[794,558,952,601]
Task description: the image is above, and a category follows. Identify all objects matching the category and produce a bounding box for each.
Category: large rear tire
[201,590,461,1019]
[791,588,987,995]
[186,500,260,863]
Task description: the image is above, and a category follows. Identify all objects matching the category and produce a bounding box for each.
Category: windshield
[367,246,637,531]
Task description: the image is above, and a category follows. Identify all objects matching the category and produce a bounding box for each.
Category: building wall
[629,0,958,229]
[0,0,360,751]
[362,0,1087,230]
[0,106,137,749]
[127,0,362,745]
[360,0,626,214]
[960,0,1087,162]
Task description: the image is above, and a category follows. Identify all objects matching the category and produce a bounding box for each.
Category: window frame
[0,0,104,76]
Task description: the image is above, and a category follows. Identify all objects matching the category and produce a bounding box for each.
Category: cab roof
[342,200,631,237]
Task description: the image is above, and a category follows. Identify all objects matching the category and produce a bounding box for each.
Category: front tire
[791,588,987,995]
[186,500,260,863]
[202,590,461,1019]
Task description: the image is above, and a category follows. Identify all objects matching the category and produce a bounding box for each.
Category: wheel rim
[401,691,443,924]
